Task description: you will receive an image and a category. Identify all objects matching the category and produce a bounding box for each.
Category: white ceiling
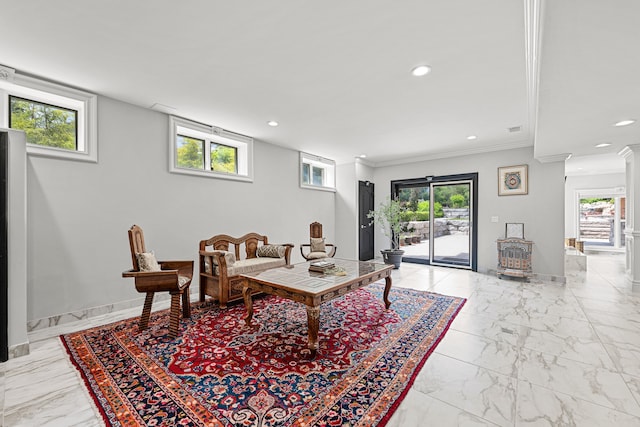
[0,1,638,171]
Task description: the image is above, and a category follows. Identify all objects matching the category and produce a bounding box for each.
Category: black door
[358,181,375,260]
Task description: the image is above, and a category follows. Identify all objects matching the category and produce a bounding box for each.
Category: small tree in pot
[367,196,405,268]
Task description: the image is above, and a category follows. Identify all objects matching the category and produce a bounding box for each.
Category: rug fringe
[59,336,109,427]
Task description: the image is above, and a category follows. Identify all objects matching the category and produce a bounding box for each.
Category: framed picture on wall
[505,223,525,239]
[498,164,528,196]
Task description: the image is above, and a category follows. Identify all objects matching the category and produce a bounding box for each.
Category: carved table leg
[243,282,254,326]
[306,306,320,356]
[383,276,392,309]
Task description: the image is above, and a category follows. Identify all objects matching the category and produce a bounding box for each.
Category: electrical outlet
[491,216,499,223]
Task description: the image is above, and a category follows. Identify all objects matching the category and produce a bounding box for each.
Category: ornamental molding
[0,64,16,82]
[618,144,640,160]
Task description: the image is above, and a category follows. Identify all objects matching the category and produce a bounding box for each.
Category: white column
[619,144,640,286]
[1,129,29,357]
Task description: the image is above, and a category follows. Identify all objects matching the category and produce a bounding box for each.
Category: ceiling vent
[508,126,522,133]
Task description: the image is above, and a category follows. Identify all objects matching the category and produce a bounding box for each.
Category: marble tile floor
[2,252,639,426]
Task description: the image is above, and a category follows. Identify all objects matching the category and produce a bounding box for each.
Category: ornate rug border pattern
[61,285,465,426]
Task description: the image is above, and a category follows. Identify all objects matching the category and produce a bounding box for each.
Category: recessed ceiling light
[614,119,635,127]
[359,154,367,158]
[267,121,279,127]
[411,65,431,76]
[595,143,611,148]
[467,135,477,140]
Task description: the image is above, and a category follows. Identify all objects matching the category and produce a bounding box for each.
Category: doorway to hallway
[576,188,626,251]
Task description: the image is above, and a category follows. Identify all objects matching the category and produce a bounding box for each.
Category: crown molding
[618,144,640,159]
[372,140,533,168]
[536,153,571,163]
[354,157,374,167]
[524,0,544,146]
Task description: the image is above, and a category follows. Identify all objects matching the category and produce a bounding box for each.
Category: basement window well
[0,65,97,162]
[300,152,335,192]
[169,116,253,182]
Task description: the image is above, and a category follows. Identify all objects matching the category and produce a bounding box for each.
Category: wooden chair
[122,225,193,339]
[300,221,337,260]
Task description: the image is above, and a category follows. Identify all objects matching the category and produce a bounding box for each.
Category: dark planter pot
[381,249,404,269]
[412,236,420,243]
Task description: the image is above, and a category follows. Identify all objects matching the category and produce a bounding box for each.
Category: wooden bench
[199,233,293,308]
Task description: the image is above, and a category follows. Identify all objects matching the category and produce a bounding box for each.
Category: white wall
[336,163,357,259]
[564,173,625,238]
[368,147,565,277]
[26,96,334,321]
[25,96,569,323]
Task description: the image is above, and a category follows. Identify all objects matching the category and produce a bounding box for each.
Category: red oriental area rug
[61,284,465,426]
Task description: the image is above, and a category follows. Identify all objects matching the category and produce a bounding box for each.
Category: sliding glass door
[392,173,477,270]
[431,181,472,267]
[396,183,430,262]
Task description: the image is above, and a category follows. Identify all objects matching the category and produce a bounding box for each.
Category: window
[211,143,237,173]
[300,152,335,191]
[9,96,78,150]
[0,64,98,162]
[170,116,253,182]
[176,135,205,169]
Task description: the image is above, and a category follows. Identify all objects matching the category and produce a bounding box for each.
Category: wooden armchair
[122,225,193,339]
[300,221,337,260]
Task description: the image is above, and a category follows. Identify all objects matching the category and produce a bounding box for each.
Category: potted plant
[367,196,405,268]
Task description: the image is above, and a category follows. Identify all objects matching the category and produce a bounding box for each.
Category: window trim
[169,116,253,182]
[0,68,98,163]
[299,152,336,192]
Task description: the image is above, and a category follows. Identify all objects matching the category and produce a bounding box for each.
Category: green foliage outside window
[400,210,415,222]
[580,197,613,204]
[416,200,444,219]
[10,97,77,150]
[414,211,430,221]
[434,184,469,207]
[211,144,237,173]
[176,135,204,169]
[450,194,465,208]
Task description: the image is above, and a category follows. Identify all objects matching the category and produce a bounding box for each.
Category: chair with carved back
[300,221,337,260]
[122,225,193,339]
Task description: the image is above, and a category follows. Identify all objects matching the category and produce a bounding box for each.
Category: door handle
[360,224,367,229]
